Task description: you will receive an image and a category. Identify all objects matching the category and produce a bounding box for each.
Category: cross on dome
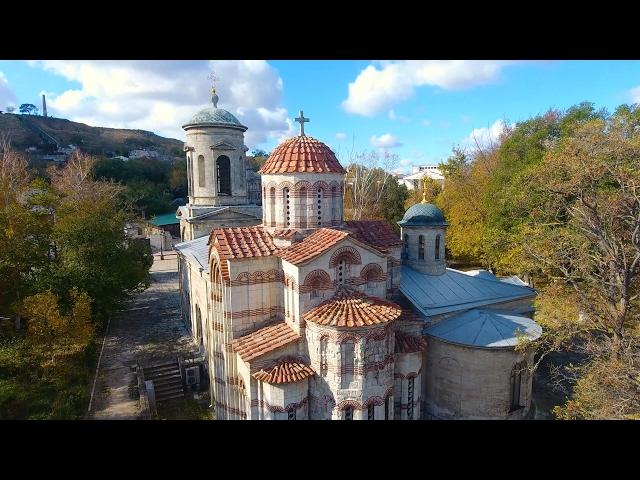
[295,110,310,136]
[209,72,219,108]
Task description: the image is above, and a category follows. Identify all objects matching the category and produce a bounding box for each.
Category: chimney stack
[42,94,47,117]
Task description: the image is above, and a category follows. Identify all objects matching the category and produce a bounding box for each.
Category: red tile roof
[278,228,349,265]
[395,331,427,353]
[272,229,299,240]
[252,357,315,384]
[344,220,403,253]
[303,287,402,328]
[231,322,300,363]
[399,307,423,323]
[211,226,279,260]
[259,136,346,175]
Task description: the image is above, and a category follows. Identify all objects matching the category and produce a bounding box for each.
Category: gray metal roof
[398,203,448,227]
[174,235,210,273]
[182,107,247,131]
[425,308,542,348]
[400,266,536,317]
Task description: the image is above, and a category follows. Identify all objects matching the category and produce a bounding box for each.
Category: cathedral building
[175,103,542,420]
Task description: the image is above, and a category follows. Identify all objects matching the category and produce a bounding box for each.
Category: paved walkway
[89,253,195,420]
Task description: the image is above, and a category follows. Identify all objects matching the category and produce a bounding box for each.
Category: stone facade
[400,225,446,275]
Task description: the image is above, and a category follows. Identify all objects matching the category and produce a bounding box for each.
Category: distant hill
[0,113,184,160]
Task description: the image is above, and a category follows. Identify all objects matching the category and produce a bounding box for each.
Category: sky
[1,60,639,173]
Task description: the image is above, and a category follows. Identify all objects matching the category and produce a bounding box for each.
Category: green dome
[182,107,247,131]
[398,203,448,227]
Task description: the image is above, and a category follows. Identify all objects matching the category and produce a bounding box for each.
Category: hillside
[0,113,184,159]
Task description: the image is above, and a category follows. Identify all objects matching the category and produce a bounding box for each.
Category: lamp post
[160,230,165,261]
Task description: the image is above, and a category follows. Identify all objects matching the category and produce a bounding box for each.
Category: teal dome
[398,203,448,227]
[182,107,247,131]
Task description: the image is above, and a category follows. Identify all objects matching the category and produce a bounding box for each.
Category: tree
[517,107,640,419]
[22,289,93,368]
[342,149,398,221]
[6,106,15,113]
[19,104,38,115]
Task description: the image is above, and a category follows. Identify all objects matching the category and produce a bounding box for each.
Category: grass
[155,395,214,420]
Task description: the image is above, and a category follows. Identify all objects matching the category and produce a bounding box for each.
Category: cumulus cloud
[464,119,513,149]
[0,72,17,109]
[370,133,402,149]
[28,60,291,147]
[335,132,347,140]
[342,60,519,116]
[630,86,640,103]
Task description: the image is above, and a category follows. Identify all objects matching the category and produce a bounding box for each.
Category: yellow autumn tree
[22,289,94,368]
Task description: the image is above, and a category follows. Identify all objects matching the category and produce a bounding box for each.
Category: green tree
[19,104,38,115]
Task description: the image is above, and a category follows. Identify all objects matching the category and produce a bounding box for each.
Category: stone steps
[142,358,185,403]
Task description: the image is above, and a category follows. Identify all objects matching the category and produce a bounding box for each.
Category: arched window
[287,409,296,420]
[337,258,348,286]
[320,337,328,376]
[284,188,290,227]
[269,187,276,227]
[195,306,203,346]
[187,154,193,196]
[403,234,409,259]
[407,377,414,420]
[343,405,353,420]
[385,395,392,420]
[418,235,425,260]
[341,340,356,388]
[435,234,441,260]
[316,188,323,227]
[311,278,321,299]
[300,187,307,228]
[198,155,205,188]
[368,404,375,420]
[216,155,231,195]
[510,361,526,411]
[331,186,337,224]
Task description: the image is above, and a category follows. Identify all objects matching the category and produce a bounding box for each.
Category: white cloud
[0,72,17,109]
[370,133,402,149]
[421,119,432,127]
[28,60,291,147]
[342,60,519,116]
[388,109,410,122]
[335,132,347,140]
[464,119,513,149]
[630,86,640,103]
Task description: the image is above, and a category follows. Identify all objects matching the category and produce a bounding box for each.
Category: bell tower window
[216,155,231,195]
[269,187,276,227]
[435,234,441,260]
[317,188,323,226]
[418,235,425,260]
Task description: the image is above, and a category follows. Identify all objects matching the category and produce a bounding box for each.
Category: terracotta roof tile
[303,287,402,328]
[395,331,427,353]
[259,136,346,175]
[343,220,403,253]
[252,357,315,384]
[278,228,349,265]
[211,226,279,261]
[231,322,300,363]
[272,229,298,240]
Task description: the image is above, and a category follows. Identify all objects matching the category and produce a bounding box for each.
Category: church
[174,89,542,420]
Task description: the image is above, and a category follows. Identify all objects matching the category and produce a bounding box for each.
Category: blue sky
[1,60,639,173]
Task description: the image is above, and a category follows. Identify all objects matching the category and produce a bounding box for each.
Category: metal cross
[208,72,218,89]
[295,110,310,136]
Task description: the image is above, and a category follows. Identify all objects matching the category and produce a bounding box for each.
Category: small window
[385,396,391,420]
[418,235,425,260]
[403,234,409,259]
[435,234,441,260]
[344,406,353,420]
[198,155,205,187]
[311,279,320,299]
[288,409,296,420]
[368,404,375,420]
[320,337,328,377]
[407,377,414,420]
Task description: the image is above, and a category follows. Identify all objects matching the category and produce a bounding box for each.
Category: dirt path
[88,253,195,420]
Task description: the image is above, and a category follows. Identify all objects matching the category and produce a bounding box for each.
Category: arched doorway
[216,155,231,195]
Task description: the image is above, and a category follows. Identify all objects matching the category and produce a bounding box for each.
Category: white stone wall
[185,126,248,206]
[424,338,535,420]
[401,225,446,275]
[305,322,395,420]
[394,351,423,420]
[260,173,344,230]
[226,256,284,338]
